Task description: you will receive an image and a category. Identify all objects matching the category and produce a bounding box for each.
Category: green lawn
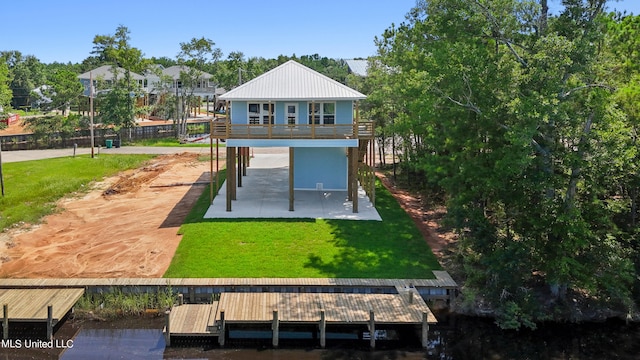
[0,154,155,231]
[164,176,441,279]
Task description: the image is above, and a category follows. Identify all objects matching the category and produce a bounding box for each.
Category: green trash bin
[106,139,113,149]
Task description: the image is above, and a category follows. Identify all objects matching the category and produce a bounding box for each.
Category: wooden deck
[0,288,84,340]
[168,302,218,336]
[0,271,457,289]
[215,292,437,324]
[0,288,84,322]
[166,291,437,347]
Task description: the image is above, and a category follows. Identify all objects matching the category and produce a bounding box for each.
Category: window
[323,103,335,124]
[286,104,298,125]
[308,102,336,124]
[248,103,275,124]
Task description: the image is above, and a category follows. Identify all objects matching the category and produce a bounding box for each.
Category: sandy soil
[0,153,210,278]
[0,146,454,278]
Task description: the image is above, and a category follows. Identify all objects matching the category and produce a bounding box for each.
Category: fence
[0,123,210,151]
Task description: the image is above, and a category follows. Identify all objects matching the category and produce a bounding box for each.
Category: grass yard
[164,176,441,279]
[0,154,155,231]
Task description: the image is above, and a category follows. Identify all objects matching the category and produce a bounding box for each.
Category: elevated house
[159,65,216,99]
[212,60,375,213]
[78,65,148,116]
[78,65,147,97]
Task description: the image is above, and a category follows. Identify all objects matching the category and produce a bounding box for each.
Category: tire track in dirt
[0,153,210,278]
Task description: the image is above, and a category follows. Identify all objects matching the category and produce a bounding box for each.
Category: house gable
[220,60,366,101]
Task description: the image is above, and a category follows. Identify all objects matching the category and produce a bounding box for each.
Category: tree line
[0,26,353,137]
[359,0,640,329]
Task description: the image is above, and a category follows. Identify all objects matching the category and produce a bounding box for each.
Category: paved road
[1,146,216,163]
[0,145,293,163]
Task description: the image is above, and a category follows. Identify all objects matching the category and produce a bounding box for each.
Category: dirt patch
[376,171,458,261]
[0,153,210,278]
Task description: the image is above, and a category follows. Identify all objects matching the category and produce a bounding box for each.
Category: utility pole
[90,72,95,158]
[0,137,4,197]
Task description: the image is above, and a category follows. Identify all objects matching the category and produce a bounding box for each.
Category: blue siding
[231,100,353,125]
[275,102,285,124]
[298,101,306,124]
[231,101,247,124]
[293,147,347,190]
[336,101,353,124]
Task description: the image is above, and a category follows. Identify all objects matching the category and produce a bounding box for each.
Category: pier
[165,290,437,348]
[0,288,84,340]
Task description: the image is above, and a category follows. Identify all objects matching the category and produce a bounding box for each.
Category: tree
[24,114,82,147]
[92,26,147,132]
[175,37,222,137]
[1,51,45,110]
[38,69,84,115]
[0,62,12,115]
[376,0,636,328]
[0,62,11,197]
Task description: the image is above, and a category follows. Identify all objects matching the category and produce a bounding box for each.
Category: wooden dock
[167,302,219,337]
[0,271,457,289]
[0,288,84,340]
[165,291,437,348]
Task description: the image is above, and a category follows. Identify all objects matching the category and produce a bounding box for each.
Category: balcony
[212,120,374,140]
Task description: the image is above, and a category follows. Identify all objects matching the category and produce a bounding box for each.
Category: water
[0,315,638,359]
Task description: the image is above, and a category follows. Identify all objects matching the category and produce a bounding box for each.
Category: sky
[3,0,640,65]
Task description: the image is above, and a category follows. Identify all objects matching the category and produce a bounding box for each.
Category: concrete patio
[204,152,381,221]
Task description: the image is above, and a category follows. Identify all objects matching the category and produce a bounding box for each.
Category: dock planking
[166,292,437,346]
[0,288,84,322]
[169,303,217,336]
[214,292,438,324]
[0,271,458,289]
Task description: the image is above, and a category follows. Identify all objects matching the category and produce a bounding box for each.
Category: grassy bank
[74,287,178,319]
[164,176,441,279]
[0,154,155,231]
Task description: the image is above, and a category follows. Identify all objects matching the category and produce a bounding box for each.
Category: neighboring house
[31,85,52,109]
[159,65,216,98]
[345,59,369,77]
[213,60,375,213]
[78,65,147,97]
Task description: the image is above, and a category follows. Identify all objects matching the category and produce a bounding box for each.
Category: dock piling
[218,310,225,347]
[319,309,326,349]
[164,310,171,347]
[422,311,429,349]
[272,309,279,348]
[369,309,375,349]
[46,305,53,340]
[3,304,7,340]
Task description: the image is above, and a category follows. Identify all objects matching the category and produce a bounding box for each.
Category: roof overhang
[226,139,358,148]
[220,97,365,102]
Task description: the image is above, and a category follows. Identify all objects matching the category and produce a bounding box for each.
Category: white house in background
[212,60,375,213]
[78,65,147,96]
[159,65,216,99]
[345,59,369,77]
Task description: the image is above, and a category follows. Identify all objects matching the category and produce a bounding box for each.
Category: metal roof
[161,65,214,80]
[220,60,366,101]
[77,65,144,81]
[345,59,369,77]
